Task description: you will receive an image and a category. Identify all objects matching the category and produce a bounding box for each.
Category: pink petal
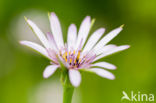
[76,16,91,49]
[91,62,116,70]
[49,12,64,49]
[26,19,50,49]
[94,44,116,55]
[67,24,77,50]
[20,41,50,59]
[43,65,59,78]
[94,45,130,61]
[93,27,123,52]
[69,69,81,87]
[83,28,105,53]
[47,32,58,51]
[90,68,115,80]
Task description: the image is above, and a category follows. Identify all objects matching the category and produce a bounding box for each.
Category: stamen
[59,47,95,69]
[70,58,72,64]
[63,52,67,62]
[79,59,81,63]
[69,51,71,55]
[59,50,62,56]
[73,50,75,54]
[74,59,76,64]
[76,51,81,60]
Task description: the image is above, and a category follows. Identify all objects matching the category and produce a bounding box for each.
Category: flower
[20,12,130,87]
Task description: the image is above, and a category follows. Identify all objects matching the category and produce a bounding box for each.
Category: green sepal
[91,18,96,28]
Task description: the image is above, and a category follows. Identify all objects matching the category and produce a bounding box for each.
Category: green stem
[63,85,74,103]
[62,73,74,103]
[60,62,74,103]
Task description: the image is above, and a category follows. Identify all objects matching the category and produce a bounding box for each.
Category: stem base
[63,86,74,103]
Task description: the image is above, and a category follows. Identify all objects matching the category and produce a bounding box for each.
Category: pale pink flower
[20,12,130,87]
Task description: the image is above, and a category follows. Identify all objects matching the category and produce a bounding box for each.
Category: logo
[121,91,154,102]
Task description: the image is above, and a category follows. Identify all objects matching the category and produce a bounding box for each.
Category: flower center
[60,50,84,69]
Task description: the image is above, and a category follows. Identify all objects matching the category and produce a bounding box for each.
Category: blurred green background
[0,0,156,103]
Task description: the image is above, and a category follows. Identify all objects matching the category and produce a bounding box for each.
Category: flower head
[20,12,130,87]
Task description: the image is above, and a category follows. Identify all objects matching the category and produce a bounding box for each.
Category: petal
[89,68,115,80]
[76,16,91,49]
[49,12,64,49]
[69,69,81,87]
[83,28,105,53]
[94,45,130,61]
[67,24,77,50]
[20,41,50,59]
[43,65,59,78]
[26,18,50,49]
[94,44,116,55]
[93,26,123,52]
[46,49,58,63]
[91,62,116,70]
[47,32,58,52]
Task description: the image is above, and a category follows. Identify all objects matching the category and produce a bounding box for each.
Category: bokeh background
[0,0,156,103]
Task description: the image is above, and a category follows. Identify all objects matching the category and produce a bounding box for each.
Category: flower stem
[63,85,74,103]
[60,62,74,103]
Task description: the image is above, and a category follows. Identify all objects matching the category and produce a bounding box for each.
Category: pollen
[76,51,81,60]
[62,52,67,62]
[60,49,86,69]
[70,58,72,63]
[73,50,75,54]
[79,59,81,63]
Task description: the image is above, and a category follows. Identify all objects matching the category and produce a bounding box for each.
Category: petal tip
[43,74,49,79]
[112,66,117,70]
[43,71,48,78]
[43,70,51,79]
[107,73,115,80]
[69,69,81,87]
[73,83,80,87]
[70,23,76,27]
[26,19,32,24]
[24,16,28,21]
[120,24,125,28]
[124,45,130,49]
[43,65,58,79]
[69,24,76,29]
[110,76,115,80]
[127,45,130,48]
[19,41,23,44]
[19,41,26,45]
[85,16,91,21]
[100,28,105,33]
[51,12,57,17]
